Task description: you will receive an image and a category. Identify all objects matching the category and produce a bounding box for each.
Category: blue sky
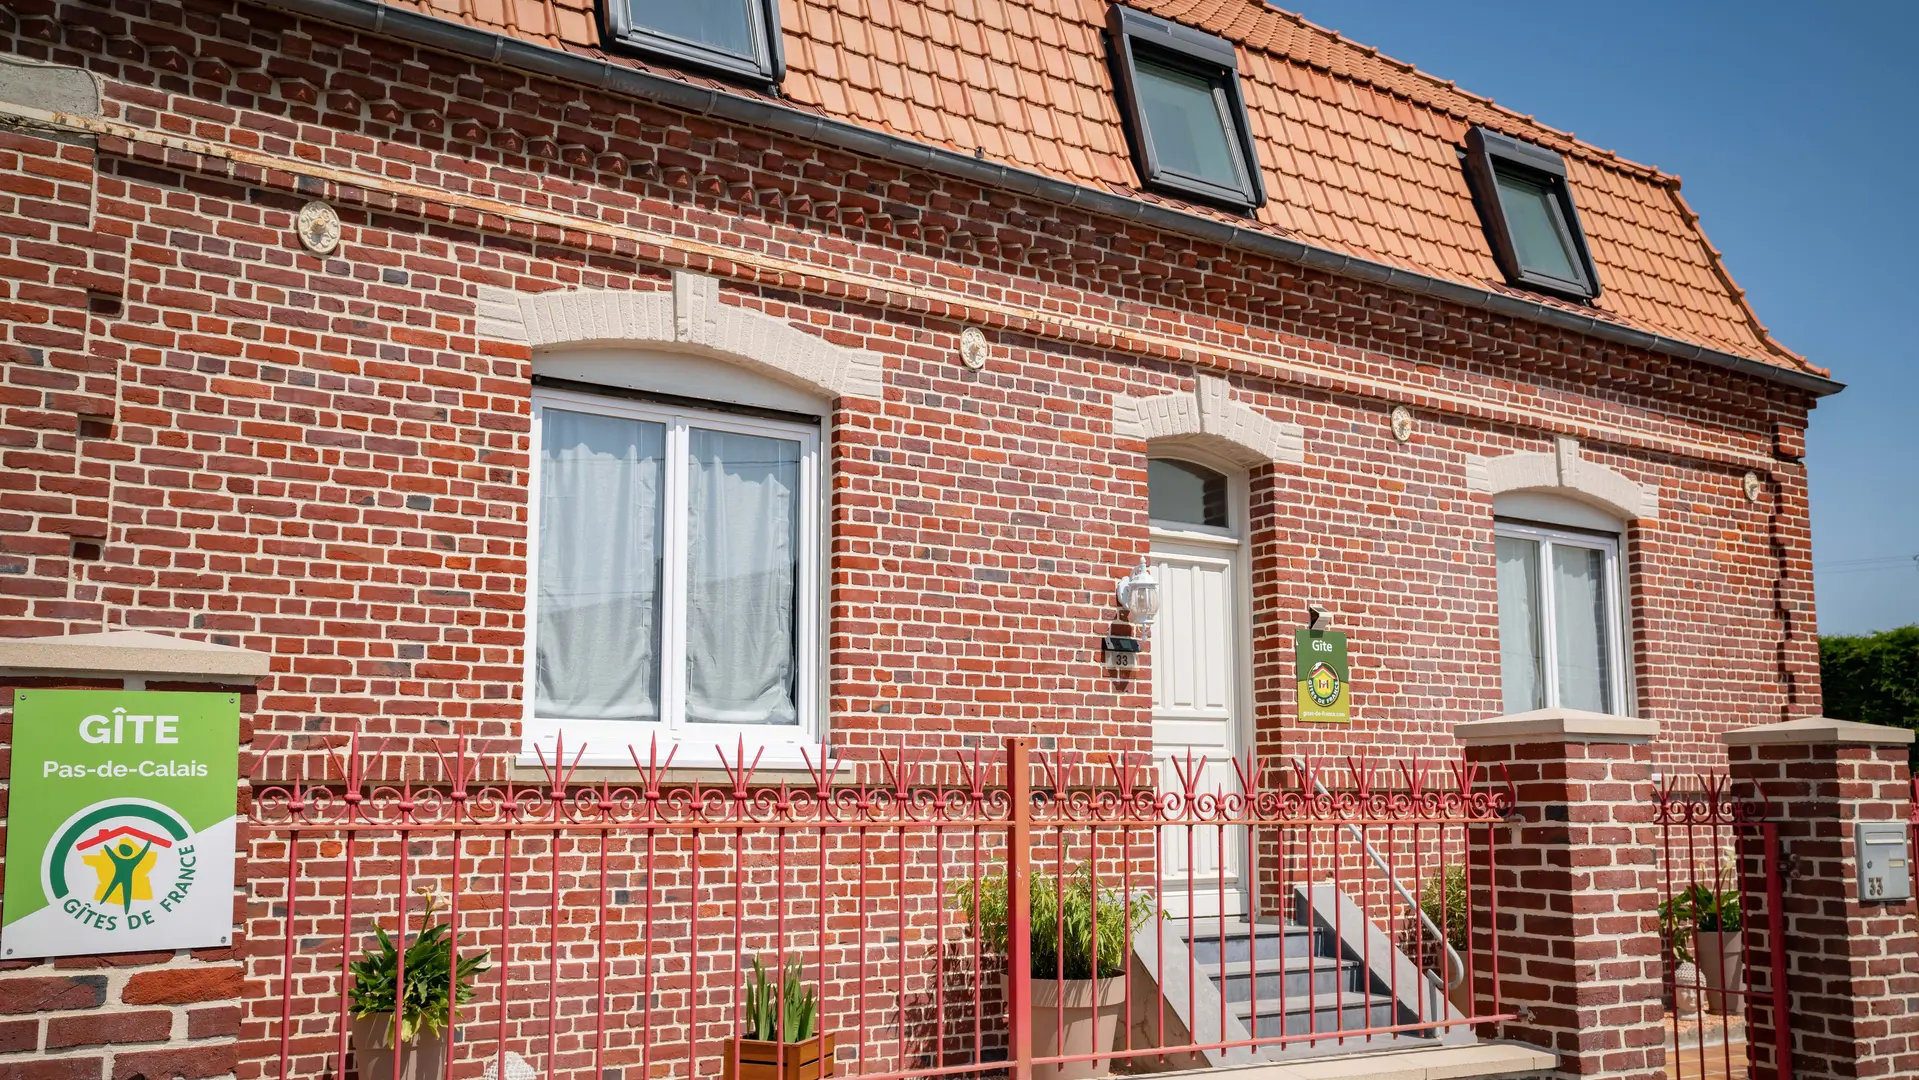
[1276,0,1918,636]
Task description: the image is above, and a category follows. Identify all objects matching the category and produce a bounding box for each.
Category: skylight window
[1465,128,1601,300]
[1107,6,1265,211]
[605,0,784,85]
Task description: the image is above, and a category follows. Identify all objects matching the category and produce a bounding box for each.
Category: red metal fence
[1652,776,1789,1080]
[245,736,1516,1080]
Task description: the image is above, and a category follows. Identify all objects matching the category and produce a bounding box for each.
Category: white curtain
[684,427,800,726]
[535,408,664,720]
[1497,535,1544,715]
[1552,545,1613,713]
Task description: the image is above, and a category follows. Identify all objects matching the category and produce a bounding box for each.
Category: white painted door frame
[1147,458,1254,920]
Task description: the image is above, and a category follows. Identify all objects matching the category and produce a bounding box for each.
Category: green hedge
[1819,625,1919,764]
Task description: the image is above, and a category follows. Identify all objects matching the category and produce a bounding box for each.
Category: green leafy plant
[347,896,490,1046]
[742,956,818,1043]
[1416,863,1470,955]
[950,866,1160,980]
[1659,881,1743,964]
[1820,626,1919,767]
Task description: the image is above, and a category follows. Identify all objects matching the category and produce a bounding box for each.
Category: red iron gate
[246,736,1516,1080]
[1653,776,1790,1080]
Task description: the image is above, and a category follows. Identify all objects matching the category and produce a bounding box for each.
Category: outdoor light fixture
[1308,603,1335,632]
[1115,559,1161,636]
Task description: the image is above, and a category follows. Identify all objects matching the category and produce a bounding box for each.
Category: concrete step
[1213,955,1363,1001]
[1146,1041,1556,1078]
[1178,918,1320,965]
[1234,990,1399,1038]
[1258,1032,1430,1058]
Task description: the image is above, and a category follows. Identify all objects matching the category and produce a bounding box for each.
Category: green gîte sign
[2,689,239,959]
[1295,629,1351,725]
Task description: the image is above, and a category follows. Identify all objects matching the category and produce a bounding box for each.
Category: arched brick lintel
[478,271,885,401]
[1467,437,1660,521]
[1114,376,1305,468]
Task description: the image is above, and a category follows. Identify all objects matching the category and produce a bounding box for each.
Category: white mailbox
[1855,823,1912,903]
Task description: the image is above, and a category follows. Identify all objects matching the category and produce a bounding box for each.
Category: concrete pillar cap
[1721,716,1915,747]
[0,630,269,680]
[1455,707,1659,745]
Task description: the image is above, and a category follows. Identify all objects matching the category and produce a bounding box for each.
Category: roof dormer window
[1465,128,1601,300]
[606,0,784,85]
[1107,6,1265,211]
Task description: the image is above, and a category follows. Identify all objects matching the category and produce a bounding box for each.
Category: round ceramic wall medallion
[957,327,989,371]
[1389,405,1415,442]
[1743,471,1764,503]
[296,200,342,256]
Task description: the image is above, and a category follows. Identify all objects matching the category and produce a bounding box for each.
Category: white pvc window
[1495,520,1626,715]
[525,387,820,762]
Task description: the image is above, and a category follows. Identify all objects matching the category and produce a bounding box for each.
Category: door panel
[1150,540,1244,918]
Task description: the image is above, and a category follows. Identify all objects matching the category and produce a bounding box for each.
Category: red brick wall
[0,0,1827,1069]
[1729,739,1919,1080]
[0,0,1821,780]
[0,122,121,632]
[1465,735,1665,1080]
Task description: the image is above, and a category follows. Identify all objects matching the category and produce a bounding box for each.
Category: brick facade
[1459,712,1666,1080]
[0,0,1823,777]
[0,0,1842,1076]
[1726,719,1919,1080]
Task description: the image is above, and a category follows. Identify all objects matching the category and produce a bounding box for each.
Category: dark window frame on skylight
[1464,127,1602,301]
[603,0,785,86]
[1106,6,1266,212]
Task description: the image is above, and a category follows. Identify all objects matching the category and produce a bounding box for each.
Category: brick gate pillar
[1724,717,1919,1080]
[0,631,268,1080]
[1456,708,1665,1080]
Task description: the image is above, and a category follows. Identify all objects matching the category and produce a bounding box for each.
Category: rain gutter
[266,0,1844,398]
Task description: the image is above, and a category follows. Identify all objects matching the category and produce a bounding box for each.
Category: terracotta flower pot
[350,1015,448,1080]
[1693,931,1746,1015]
[1006,975,1127,1080]
[720,1033,838,1080]
[1445,969,1473,1019]
[1432,949,1474,1019]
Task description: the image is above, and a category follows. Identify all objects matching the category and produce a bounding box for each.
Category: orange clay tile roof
[375,0,1819,377]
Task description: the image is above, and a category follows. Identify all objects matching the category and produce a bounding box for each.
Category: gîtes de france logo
[1305,661,1343,708]
[41,799,202,933]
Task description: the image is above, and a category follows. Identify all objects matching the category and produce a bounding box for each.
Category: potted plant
[1660,881,1744,1014]
[721,956,837,1080]
[951,866,1158,1080]
[347,894,490,1080]
[1416,863,1472,1018]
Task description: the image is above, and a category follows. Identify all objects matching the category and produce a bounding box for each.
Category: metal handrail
[1314,778,1466,989]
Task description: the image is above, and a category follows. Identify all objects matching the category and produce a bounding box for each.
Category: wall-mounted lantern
[1116,559,1160,636]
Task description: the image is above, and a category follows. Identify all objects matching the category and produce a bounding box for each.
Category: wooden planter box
[719,1034,837,1080]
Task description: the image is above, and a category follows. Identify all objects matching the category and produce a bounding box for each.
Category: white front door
[1150,538,1245,918]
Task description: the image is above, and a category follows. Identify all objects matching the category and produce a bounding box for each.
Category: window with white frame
[1495,519,1627,715]
[526,385,820,760]
[604,0,785,86]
